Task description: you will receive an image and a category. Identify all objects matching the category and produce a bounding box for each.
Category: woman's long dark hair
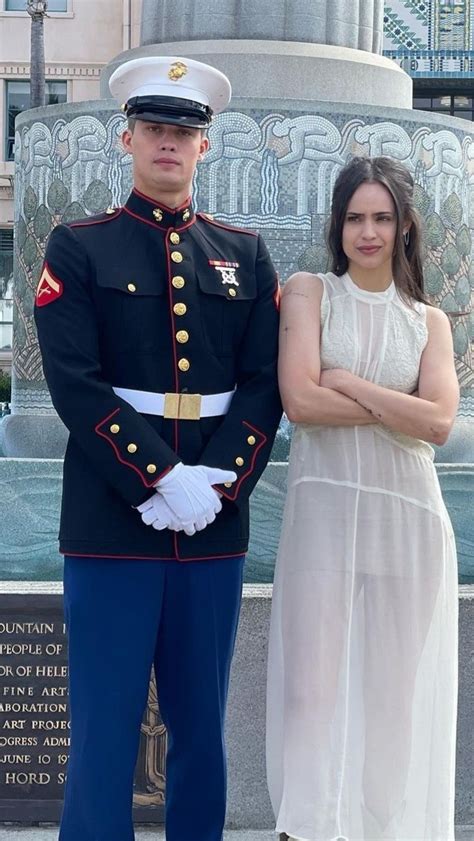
[327,156,427,303]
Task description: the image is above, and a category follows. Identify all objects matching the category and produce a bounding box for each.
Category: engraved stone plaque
[0,592,165,822]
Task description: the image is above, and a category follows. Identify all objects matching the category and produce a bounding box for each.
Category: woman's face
[342,181,398,280]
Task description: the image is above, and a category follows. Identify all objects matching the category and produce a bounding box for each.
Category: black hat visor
[125,96,212,129]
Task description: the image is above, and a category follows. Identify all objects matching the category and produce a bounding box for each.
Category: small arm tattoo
[354,397,383,419]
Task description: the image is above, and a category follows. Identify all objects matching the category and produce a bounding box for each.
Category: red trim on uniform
[123,205,196,232]
[165,233,181,454]
[132,187,192,213]
[153,464,174,483]
[94,408,171,488]
[60,549,246,562]
[174,420,179,454]
[217,420,268,502]
[95,407,119,425]
[197,213,257,237]
[123,206,167,230]
[70,208,123,227]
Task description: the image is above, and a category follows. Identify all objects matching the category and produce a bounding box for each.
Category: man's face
[122,120,209,201]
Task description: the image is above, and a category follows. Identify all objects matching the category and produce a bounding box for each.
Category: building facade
[384,0,474,117]
[0,0,141,370]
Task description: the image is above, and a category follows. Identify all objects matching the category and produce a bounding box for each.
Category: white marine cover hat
[109,55,232,128]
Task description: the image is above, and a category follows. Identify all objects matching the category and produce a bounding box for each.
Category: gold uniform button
[228,288,237,297]
[247,435,256,445]
[127,443,138,454]
[224,482,233,488]
[127,283,136,293]
[170,232,180,245]
[146,464,157,474]
[173,303,187,316]
[176,330,189,344]
[171,251,183,263]
[110,424,120,434]
[178,358,190,372]
[235,457,244,467]
[172,276,185,289]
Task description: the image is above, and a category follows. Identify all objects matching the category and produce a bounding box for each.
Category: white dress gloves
[137,462,237,536]
[137,494,183,532]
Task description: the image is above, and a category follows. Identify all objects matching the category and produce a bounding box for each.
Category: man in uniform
[34,55,281,841]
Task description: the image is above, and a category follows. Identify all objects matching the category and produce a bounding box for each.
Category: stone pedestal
[100,40,412,110]
[140,0,384,53]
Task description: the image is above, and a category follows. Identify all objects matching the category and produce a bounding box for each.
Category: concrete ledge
[0,585,472,833]
[0,416,68,460]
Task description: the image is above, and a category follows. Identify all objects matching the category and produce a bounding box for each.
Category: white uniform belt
[113,386,235,420]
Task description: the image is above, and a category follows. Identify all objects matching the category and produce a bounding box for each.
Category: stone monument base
[0,459,472,583]
[0,584,473,828]
[0,416,68,460]
[100,40,412,109]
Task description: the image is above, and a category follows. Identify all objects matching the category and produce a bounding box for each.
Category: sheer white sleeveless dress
[266,272,458,841]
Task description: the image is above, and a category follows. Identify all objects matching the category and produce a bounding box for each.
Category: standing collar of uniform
[124,188,195,231]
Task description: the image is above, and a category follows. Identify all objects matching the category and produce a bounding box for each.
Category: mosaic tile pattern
[383,0,474,76]
[384,0,472,50]
[384,6,427,49]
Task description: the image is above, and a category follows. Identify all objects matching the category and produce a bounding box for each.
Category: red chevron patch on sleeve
[35,264,64,307]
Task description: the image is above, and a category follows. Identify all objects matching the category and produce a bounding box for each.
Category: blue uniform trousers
[59,553,245,841]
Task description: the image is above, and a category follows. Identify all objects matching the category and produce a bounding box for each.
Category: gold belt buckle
[164,392,202,420]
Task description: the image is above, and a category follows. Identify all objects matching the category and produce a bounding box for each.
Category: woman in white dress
[266,157,459,841]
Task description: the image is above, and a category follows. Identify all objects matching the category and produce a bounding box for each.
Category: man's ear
[121,128,133,153]
[199,135,210,157]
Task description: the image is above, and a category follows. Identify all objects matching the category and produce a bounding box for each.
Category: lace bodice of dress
[317,271,432,456]
[319,272,428,394]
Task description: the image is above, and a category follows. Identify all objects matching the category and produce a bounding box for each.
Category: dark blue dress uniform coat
[34,189,282,561]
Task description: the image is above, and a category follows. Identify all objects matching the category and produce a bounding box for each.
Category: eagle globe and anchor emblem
[168,61,188,81]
